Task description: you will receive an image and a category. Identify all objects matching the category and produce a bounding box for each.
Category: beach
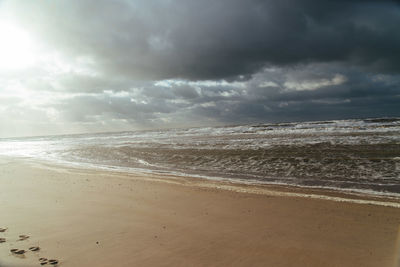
[0,157,399,267]
[0,0,398,265]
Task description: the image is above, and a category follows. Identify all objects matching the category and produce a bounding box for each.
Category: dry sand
[0,157,399,267]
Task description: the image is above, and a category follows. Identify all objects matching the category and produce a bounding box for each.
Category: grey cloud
[1,0,399,137]
[52,75,131,93]
[172,85,199,99]
[53,92,178,126]
[5,0,400,81]
[42,64,400,130]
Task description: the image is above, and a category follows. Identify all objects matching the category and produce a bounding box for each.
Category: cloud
[0,0,399,137]
[284,74,347,91]
[0,62,399,137]
[44,64,400,127]
[3,0,400,81]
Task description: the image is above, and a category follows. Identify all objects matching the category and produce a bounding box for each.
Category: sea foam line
[26,154,400,208]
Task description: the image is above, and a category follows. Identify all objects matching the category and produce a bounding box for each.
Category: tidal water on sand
[1,118,399,196]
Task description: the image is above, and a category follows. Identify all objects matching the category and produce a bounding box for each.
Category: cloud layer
[0,0,399,137]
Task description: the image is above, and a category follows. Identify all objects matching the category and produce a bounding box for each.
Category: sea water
[0,118,399,196]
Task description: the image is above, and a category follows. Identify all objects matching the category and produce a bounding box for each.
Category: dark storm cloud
[6,0,400,80]
[1,0,399,137]
[48,63,399,128]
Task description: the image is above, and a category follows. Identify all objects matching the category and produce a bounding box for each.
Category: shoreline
[0,157,399,266]
[5,155,400,206]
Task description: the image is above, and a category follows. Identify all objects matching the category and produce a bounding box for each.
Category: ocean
[1,118,399,197]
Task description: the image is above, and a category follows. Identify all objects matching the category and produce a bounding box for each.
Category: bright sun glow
[0,22,36,70]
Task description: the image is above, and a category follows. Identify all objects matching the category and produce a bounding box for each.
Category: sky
[0,0,399,137]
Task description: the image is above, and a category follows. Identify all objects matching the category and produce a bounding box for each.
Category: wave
[0,117,399,196]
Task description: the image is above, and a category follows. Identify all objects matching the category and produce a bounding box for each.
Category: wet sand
[0,157,399,267]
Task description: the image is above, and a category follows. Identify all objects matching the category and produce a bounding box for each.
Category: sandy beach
[0,157,399,267]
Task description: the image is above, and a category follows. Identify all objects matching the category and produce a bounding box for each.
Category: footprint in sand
[29,246,40,252]
[48,259,59,265]
[10,248,26,255]
[18,234,30,241]
[39,258,59,265]
[3,233,59,266]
